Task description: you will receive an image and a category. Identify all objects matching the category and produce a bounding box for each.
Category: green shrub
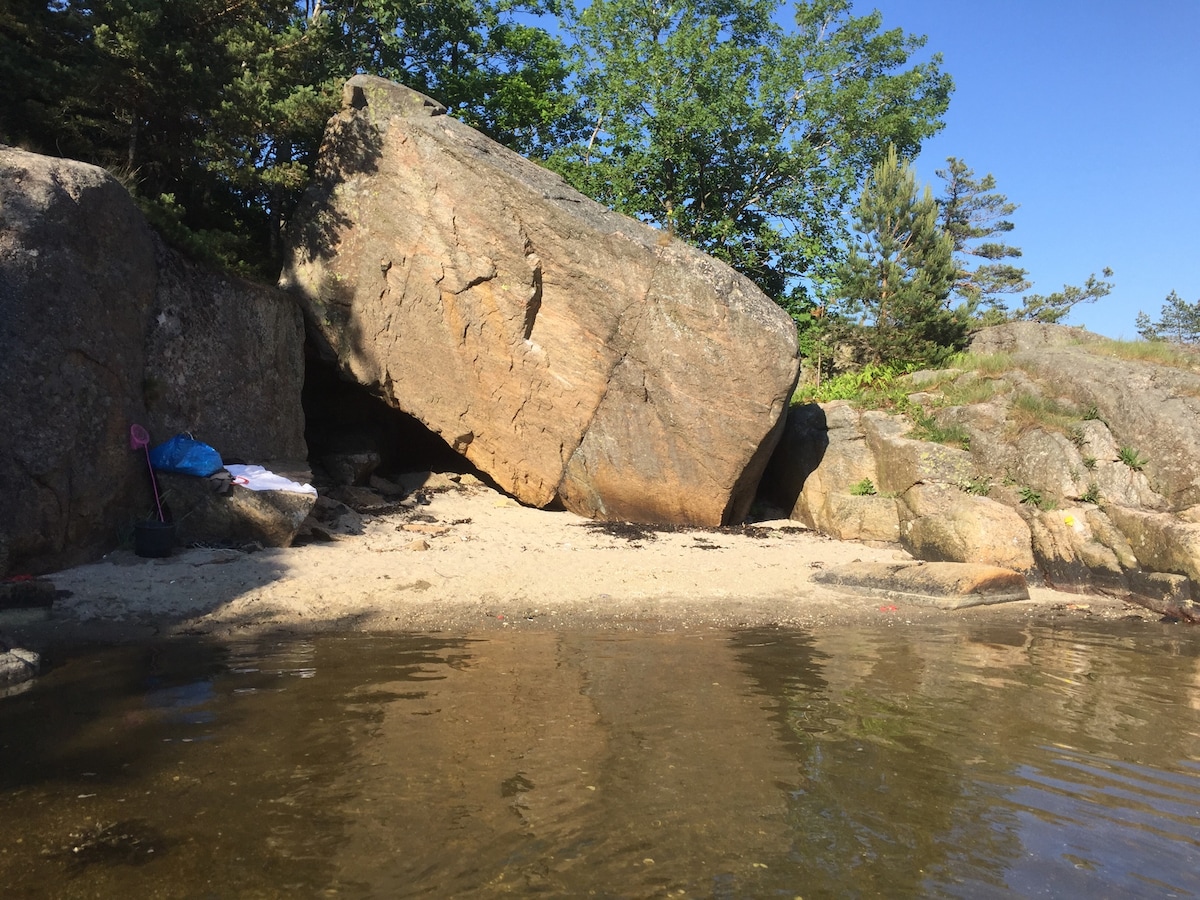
[794,363,912,407]
[959,476,991,496]
[849,478,877,496]
[1079,483,1101,504]
[1082,455,1097,469]
[1018,486,1057,510]
[1117,446,1148,471]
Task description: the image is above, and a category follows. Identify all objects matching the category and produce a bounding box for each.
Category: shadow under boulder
[302,354,475,489]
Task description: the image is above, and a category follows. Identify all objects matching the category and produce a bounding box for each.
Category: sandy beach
[10,475,1147,645]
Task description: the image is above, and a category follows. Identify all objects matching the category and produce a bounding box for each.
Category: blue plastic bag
[148,434,223,477]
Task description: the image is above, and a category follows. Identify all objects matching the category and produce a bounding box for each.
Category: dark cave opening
[300,350,479,486]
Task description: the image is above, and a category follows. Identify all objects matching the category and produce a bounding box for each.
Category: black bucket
[134,520,175,558]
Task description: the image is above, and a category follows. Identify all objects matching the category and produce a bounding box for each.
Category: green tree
[310,0,579,156]
[935,157,1030,319]
[549,0,952,308]
[833,145,960,366]
[1011,268,1114,324]
[2,0,576,277]
[0,1,92,154]
[0,0,340,274]
[1136,290,1200,343]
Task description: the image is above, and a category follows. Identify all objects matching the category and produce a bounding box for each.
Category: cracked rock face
[281,76,799,526]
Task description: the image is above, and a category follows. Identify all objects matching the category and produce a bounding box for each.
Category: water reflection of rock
[3,628,1197,897]
[729,628,1021,897]
[329,632,796,895]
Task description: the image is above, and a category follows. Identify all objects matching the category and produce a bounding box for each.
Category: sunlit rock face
[281,76,799,526]
[764,322,1200,617]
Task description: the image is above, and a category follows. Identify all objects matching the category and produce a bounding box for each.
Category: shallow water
[1,621,1199,898]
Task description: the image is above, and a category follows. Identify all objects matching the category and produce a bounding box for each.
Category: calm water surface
[1,621,1199,898]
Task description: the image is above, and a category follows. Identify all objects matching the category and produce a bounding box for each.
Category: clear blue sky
[864,0,1200,338]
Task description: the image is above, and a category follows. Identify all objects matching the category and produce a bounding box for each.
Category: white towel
[225,464,318,496]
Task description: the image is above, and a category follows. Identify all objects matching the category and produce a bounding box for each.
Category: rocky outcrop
[280,76,799,526]
[898,484,1035,572]
[1,147,157,574]
[0,146,307,575]
[145,243,307,465]
[1105,506,1200,584]
[768,403,1034,569]
[1009,350,1200,509]
[967,320,1104,354]
[761,403,899,542]
[1026,506,1134,596]
[770,323,1200,618]
[864,409,976,493]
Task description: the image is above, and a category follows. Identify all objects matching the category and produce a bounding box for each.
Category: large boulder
[280,76,799,526]
[0,146,307,575]
[898,483,1036,573]
[0,646,40,695]
[1,147,157,573]
[157,470,317,549]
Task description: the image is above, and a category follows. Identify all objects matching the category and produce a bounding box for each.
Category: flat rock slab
[811,561,1029,610]
[0,647,40,692]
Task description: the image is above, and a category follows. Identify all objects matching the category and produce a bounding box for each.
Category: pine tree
[1013,268,1114,324]
[935,157,1030,319]
[1,0,575,279]
[1136,291,1200,343]
[835,145,961,366]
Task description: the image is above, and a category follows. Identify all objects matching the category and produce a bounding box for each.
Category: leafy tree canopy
[0,0,575,277]
[309,0,580,155]
[548,0,952,309]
